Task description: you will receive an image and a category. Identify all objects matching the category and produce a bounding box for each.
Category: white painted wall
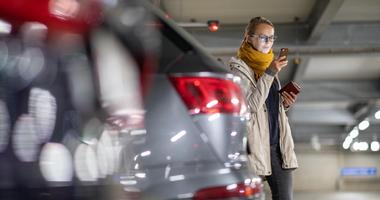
[293,149,380,191]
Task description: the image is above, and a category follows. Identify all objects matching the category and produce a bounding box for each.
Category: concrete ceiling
[153,0,380,151]
[304,55,380,81]
[161,0,315,24]
[160,0,380,23]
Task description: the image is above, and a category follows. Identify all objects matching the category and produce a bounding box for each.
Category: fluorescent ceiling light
[375,110,380,119]
[358,120,369,131]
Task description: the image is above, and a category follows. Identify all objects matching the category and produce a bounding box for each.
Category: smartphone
[279,48,289,60]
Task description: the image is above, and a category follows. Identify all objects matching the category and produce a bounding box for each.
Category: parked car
[0,0,264,199]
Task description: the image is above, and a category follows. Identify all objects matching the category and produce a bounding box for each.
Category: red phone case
[279,81,301,95]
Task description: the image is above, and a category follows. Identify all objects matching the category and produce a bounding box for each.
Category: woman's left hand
[281,91,297,108]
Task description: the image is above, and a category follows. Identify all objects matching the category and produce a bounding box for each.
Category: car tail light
[169,76,247,115]
[0,0,102,33]
[193,180,263,200]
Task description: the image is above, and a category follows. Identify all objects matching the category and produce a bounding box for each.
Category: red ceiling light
[207,20,219,32]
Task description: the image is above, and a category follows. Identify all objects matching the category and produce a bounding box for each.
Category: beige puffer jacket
[229,57,298,176]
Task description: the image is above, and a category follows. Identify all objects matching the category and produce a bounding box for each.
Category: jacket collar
[229,56,281,87]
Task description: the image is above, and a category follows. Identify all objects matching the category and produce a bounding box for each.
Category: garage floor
[264,190,380,200]
[263,182,380,200]
[294,191,380,200]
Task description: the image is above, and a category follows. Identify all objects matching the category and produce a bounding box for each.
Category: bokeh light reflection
[0,100,10,152]
[12,114,39,162]
[29,88,57,143]
[74,143,99,182]
[39,143,73,182]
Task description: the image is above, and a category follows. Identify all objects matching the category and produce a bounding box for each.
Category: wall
[293,147,380,191]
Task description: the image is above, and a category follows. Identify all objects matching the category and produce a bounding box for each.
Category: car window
[153,18,194,72]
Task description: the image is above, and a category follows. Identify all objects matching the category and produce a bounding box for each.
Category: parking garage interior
[0,0,379,199]
[152,0,380,199]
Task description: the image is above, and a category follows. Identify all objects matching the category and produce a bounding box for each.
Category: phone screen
[279,48,288,59]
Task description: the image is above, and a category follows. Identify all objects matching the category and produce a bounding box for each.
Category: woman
[229,17,298,200]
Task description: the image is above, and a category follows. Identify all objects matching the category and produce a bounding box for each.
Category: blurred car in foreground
[0,0,263,199]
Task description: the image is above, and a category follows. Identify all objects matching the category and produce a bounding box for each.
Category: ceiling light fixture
[177,20,220,32]
[352,141,369,151]
[342,140,350,149]
[348,127,359,138]
[375,110,380,119]
[207,20,219,32]
[358,120,370,131]
[371,141,380,151]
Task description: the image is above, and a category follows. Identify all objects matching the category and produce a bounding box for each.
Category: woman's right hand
[269,56,288,74]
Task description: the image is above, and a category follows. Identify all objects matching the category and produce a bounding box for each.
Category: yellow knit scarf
[237,42,274,80]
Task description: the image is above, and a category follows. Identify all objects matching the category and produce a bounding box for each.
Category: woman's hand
[281,91,297,108]
[269,56,288,74]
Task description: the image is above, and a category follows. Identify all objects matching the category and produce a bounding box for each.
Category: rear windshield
[152,18,195,72]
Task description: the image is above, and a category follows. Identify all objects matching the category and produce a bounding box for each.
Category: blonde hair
[244,16,274,36]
